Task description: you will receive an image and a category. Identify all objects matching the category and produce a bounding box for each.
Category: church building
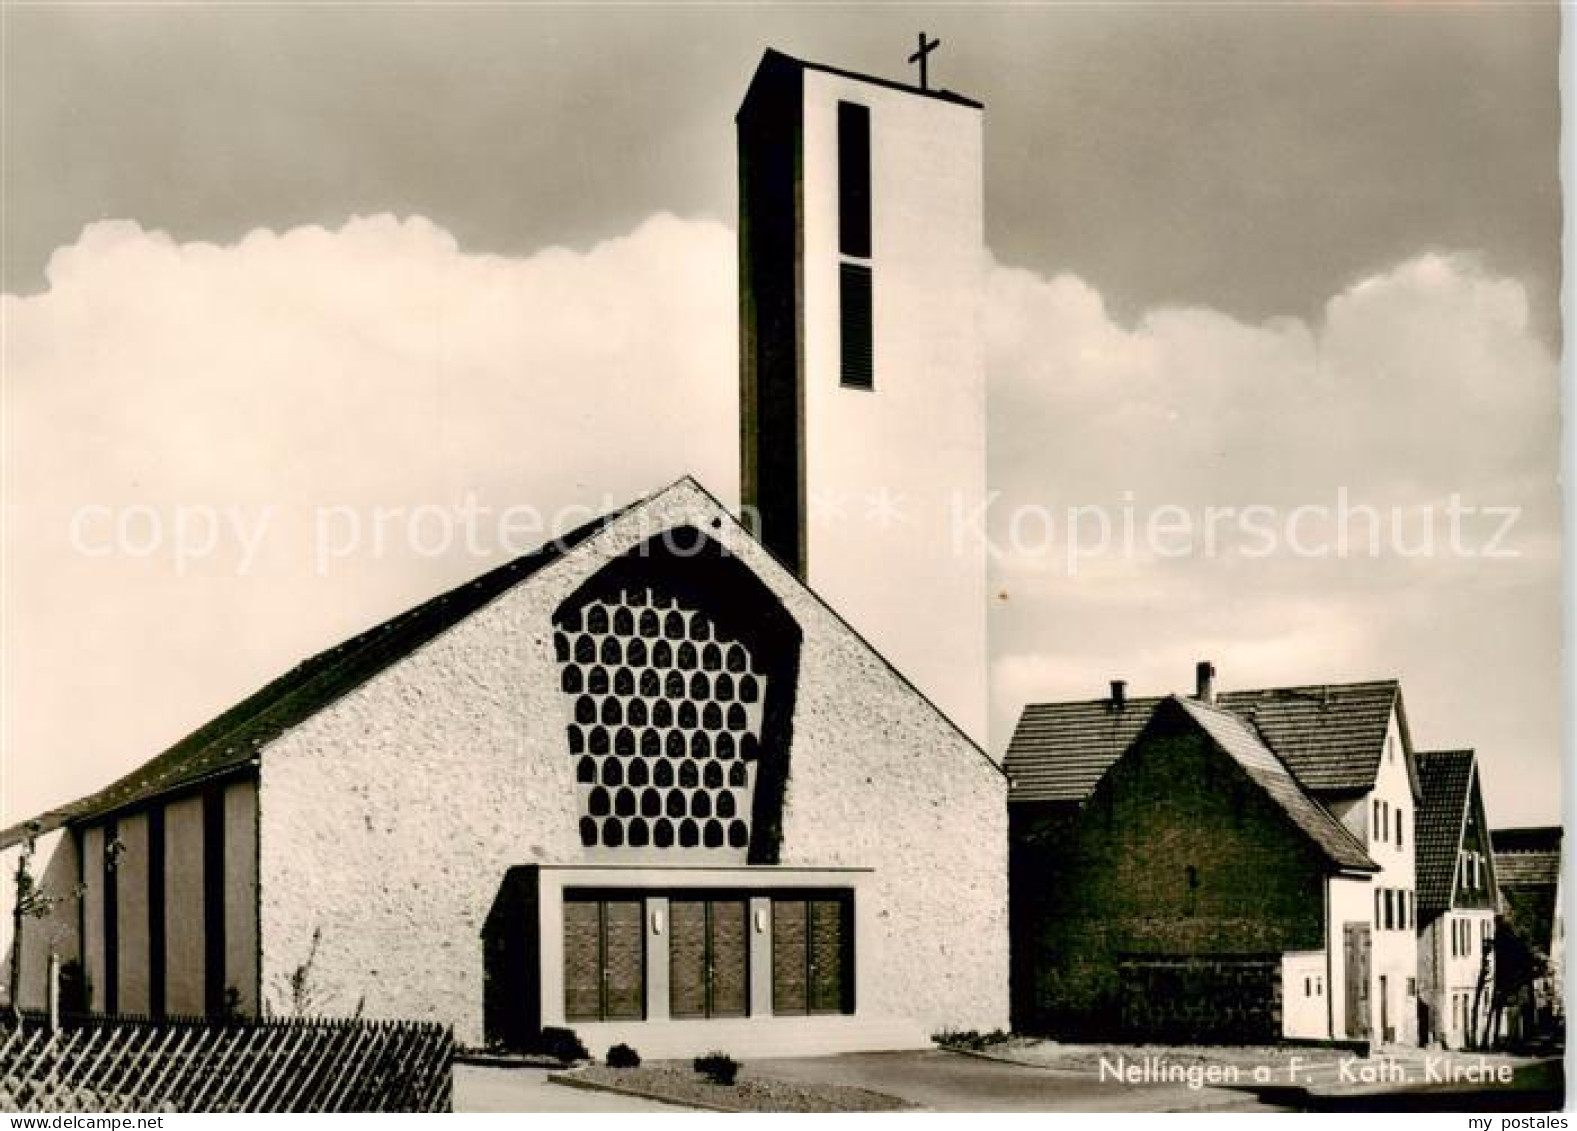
[0,48,1007,1057]
[1006,666,1422,1047]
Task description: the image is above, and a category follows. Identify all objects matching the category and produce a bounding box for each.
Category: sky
[1,3,1563,829]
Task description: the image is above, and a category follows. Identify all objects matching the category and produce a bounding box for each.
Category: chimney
[1195,661,1216,705]
[1109,680,1127,709]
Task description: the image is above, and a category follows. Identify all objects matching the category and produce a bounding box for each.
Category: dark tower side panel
[737,58,805,577]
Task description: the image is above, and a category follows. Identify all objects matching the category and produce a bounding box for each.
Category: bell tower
[736,47,987,744]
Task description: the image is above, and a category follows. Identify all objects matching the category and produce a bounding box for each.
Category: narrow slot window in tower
[837,100,873,389]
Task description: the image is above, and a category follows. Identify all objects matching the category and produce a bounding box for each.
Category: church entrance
[564,896,645,1022]
[670,897,750,1018]
[771,895,854,1015]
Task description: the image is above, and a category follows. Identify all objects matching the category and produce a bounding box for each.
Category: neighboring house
[1492,825,1564,1043]
[1007,664,1421,1046]
[0,480,1007,1055]
[1414,750,1499,1048]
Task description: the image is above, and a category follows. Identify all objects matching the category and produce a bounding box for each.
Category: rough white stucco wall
[164,795,206,1016]
[1280,950,1326,1040]
[258,480,1007,1043]
[798,71,987,748]
[0,830,82,1010]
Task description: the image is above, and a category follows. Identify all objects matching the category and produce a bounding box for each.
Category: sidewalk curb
[546,1070,730,1112]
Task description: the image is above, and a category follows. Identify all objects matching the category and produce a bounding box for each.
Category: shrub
[606,1043,641,1069]
[933,1028,1010,1051]
[693,1051,740,1086]
[535,1027,590,1065]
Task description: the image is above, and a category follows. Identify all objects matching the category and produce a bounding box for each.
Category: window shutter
[840,263,873,389]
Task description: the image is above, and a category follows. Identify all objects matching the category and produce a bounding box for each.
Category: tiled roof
[1167,697,1375,873]
[0,505,620,851]
[1005,679,1407,803]
[1415,750,1475,915]
[1493,826,1563,888]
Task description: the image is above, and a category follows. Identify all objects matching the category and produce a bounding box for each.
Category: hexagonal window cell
[713,674,734,701]
[554,633,572,663]
[690,732,710,760]
[602,758,624,787]
[729,762,749,787]
[703,820,725,849]
[587,606,610,634]
[701,644,722,672]
[666,789,687,818]
[574,696,597,725]
[691,792,713,819]
[574,636,597,664]
[740,734,760,761]
[677,643,698,670]
[654,819,675,849]
[641,788,663,817]
[689,672,710,700]
[589,727,611,755]
[717,791,736,818]
[652,701,674,728]
[727,704,748,731]
[738,675,760,703]
[567,725,585,754]
[588,667,610,695]
[602,818,625,848]
[701,704,723,732]
[628,818,650,847]
[561,667,584,694]
[600,699,623,726]
[576,756,597,784]
[715,733,736,761]
[614,787,637,817]
[638,669,660,698]
[560,608,583,633]
[703,762,724,789]
[600,638,622,666]
[665,731,686,759]
[664,612,686,640]
[655,761,675,788]
[728,820,749,849]
[588,787,611,817]
[678,703,700,730]
[652,641,673,667]
[579,817,597,847]
[726,644,748,673]
[626,700,649,727]
[640,730,662,758]
[613,668,634,696]
[678,762,699,789]
[664,671,685,699]
[639,610,661,638]
[628,760,650,787]
[615,727,636,757]
[678,819,700,848]
[627,639,649,667]
[613,607,634,636]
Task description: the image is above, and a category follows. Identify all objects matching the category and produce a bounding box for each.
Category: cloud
[2,216,1561,827]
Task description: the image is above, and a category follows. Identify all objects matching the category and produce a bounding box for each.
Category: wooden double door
[670,898,750,1018]
[772,895,853,1015]
[564,897,645,1022]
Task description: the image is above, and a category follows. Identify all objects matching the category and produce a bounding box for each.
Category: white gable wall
[256,481,1007,1046]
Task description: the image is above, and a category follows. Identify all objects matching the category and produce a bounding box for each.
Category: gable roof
[1005,679,1412,804]
[0,502,624,850]
[1493,826,1563,888]
[1150,697,1376,873]
[1415,749,1476,914]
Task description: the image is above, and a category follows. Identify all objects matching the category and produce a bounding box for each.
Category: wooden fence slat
[242,1023,312,1113]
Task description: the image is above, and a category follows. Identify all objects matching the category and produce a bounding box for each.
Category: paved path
[745,1050,1280,1112]
[455,1064,696,1113]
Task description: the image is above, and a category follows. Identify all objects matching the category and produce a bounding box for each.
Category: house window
[1372,800,1382,840]
[1383,889,1394,930]
[837,101,874,390]
[1374,888,1382,928]
[1395,808,1404,848]
[563,895,645,1022]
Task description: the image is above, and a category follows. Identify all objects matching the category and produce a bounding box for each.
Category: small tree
[8,821,86,1021]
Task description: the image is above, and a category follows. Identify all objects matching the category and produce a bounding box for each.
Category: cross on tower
[908,32,940,91]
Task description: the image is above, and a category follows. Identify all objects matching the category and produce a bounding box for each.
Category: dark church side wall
[1029,728,1327,1040]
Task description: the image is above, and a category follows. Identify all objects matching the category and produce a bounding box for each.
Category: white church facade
[1,50,1008,1056]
